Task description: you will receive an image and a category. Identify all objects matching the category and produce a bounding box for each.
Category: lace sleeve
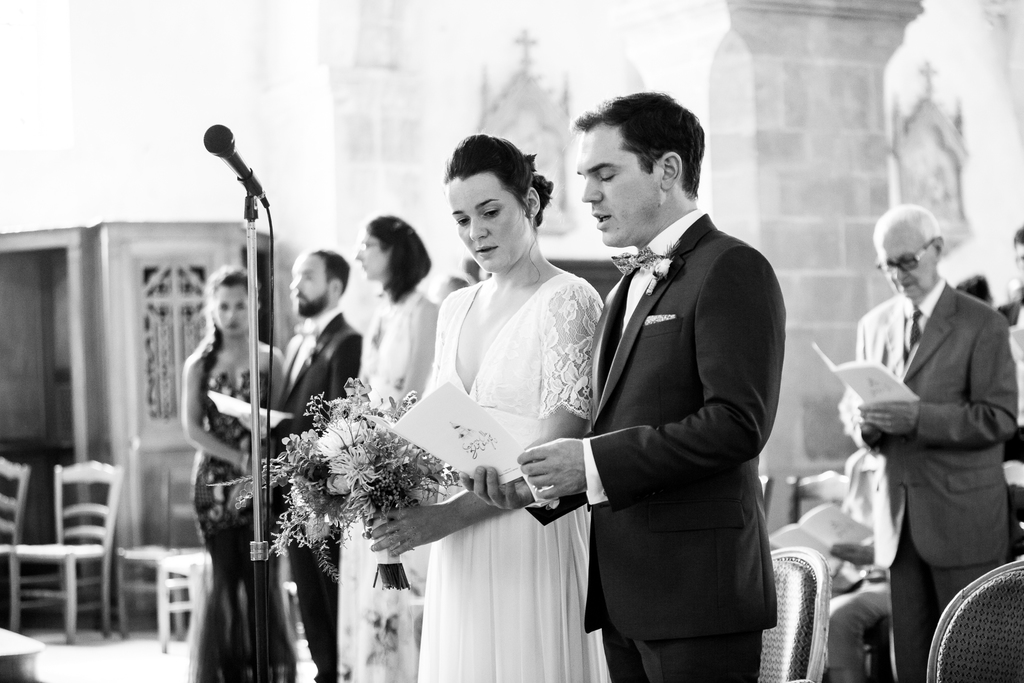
[539,279,603,419]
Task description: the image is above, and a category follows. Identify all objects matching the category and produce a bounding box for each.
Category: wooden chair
[759,547,832,683]
[927,558,1024,682]
[787,470,849,523]
[156,550,210,654]
[116,467,202,638]
[0,458,31,627]
[10,461,124,643]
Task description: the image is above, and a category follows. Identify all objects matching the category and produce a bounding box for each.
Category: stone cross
[515,29,537,72]
[920,61,937,99]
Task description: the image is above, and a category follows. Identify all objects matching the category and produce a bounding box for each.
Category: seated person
[826,393,891,683]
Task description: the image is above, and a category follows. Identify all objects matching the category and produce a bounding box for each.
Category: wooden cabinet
[0,222,248,548]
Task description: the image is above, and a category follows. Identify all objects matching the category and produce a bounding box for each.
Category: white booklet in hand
[769,503,873,573]
[813,343,918,403]
[389,382,524,484]
[207,391,293,428]
[1010,326,1024,353]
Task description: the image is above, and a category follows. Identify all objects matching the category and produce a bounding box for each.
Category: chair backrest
[55,461,124,555]
[0,457,31,546]
[759,548,832,683]
[788,470,849,523]
[927,559,1024,682]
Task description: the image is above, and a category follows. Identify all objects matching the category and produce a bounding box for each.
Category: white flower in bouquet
[325,474,351,496]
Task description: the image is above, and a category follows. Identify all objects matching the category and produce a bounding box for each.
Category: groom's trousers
[602,619,762,683]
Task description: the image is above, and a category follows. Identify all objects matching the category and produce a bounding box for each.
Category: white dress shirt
[902,279,945,373]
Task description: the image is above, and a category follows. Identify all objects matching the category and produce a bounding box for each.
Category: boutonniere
[645,257,674,295]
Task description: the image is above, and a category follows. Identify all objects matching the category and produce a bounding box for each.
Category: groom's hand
[519,439,586,499]
[461,468,535,509]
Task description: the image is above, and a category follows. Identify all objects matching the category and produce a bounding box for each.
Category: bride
[370,134,609,683]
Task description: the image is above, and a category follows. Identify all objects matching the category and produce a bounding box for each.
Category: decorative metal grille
[141,263,207,421]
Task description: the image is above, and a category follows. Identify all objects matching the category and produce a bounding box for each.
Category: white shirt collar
[904,279,945,320]
[304,302,345,338]
[646,209,705,256]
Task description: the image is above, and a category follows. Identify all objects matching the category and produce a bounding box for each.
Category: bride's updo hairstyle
[444,134,555,229]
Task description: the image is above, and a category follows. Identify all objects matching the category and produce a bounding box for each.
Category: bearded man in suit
[850,204,1016,683]
[470,92,786,683]
[279,249,361,683]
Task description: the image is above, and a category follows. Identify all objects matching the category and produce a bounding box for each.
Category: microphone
[203,124,269,207]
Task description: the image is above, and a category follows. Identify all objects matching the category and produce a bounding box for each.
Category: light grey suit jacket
[856,284,1017,568]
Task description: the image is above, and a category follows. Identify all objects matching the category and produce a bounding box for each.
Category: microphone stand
[243,192,271,683]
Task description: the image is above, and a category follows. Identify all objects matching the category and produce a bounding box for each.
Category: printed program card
[389,382,524,484]
[812,343,918,403]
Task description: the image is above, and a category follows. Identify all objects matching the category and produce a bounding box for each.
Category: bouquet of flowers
[243,378,458,589]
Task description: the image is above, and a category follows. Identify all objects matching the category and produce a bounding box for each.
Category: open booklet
[812,343,918,403]
[770,503,873,574]
[1011,326,1024,354]
[207,391,293,428]
[384,382,525,484]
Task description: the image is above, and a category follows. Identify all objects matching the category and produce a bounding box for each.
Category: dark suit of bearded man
[276,249,362,683]
[855,283,1016,683]
[277,312,360,683]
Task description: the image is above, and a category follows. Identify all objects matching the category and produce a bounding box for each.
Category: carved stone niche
[479,30,575,236]
[892,63,970,250]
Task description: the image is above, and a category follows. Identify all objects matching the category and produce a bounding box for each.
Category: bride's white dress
[417,272,609,683]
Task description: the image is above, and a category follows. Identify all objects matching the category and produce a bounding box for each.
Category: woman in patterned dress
[336,216,438,683]
[180,265,296,683]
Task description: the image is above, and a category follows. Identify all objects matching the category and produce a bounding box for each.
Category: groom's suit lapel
[594,216,715,423]
[592,277,630,423]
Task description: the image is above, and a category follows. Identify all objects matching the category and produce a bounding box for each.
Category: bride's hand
[461,468,535,510]
[369,505,456,556]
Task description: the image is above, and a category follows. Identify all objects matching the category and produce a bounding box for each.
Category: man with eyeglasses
[845,204,1017,683]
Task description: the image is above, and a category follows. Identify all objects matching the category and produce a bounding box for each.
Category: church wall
[0,1,266,229]
[888,0,1024,302]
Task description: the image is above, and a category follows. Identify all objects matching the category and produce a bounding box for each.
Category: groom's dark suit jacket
[538,215,785,641]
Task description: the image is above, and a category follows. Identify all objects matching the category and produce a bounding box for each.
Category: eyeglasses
[876,238,938,273]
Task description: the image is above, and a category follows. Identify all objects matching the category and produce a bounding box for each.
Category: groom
[469,92,786,682]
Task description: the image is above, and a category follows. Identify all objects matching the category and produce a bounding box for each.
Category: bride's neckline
[453,273,571,395]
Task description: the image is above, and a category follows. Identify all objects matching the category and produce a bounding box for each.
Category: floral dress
[337,293,436,683]
[192,370,257,541]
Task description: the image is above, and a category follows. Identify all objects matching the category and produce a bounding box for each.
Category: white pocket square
[644,314,677,326]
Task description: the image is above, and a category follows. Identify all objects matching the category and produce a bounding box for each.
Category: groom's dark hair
[573,92,704,200]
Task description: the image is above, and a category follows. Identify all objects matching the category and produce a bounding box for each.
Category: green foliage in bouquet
[240,378,458,582]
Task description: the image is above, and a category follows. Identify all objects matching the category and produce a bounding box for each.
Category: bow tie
[611,247,665,276]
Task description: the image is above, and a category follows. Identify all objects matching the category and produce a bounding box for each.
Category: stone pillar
[612,0,923,477]
[721,0,922,474]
